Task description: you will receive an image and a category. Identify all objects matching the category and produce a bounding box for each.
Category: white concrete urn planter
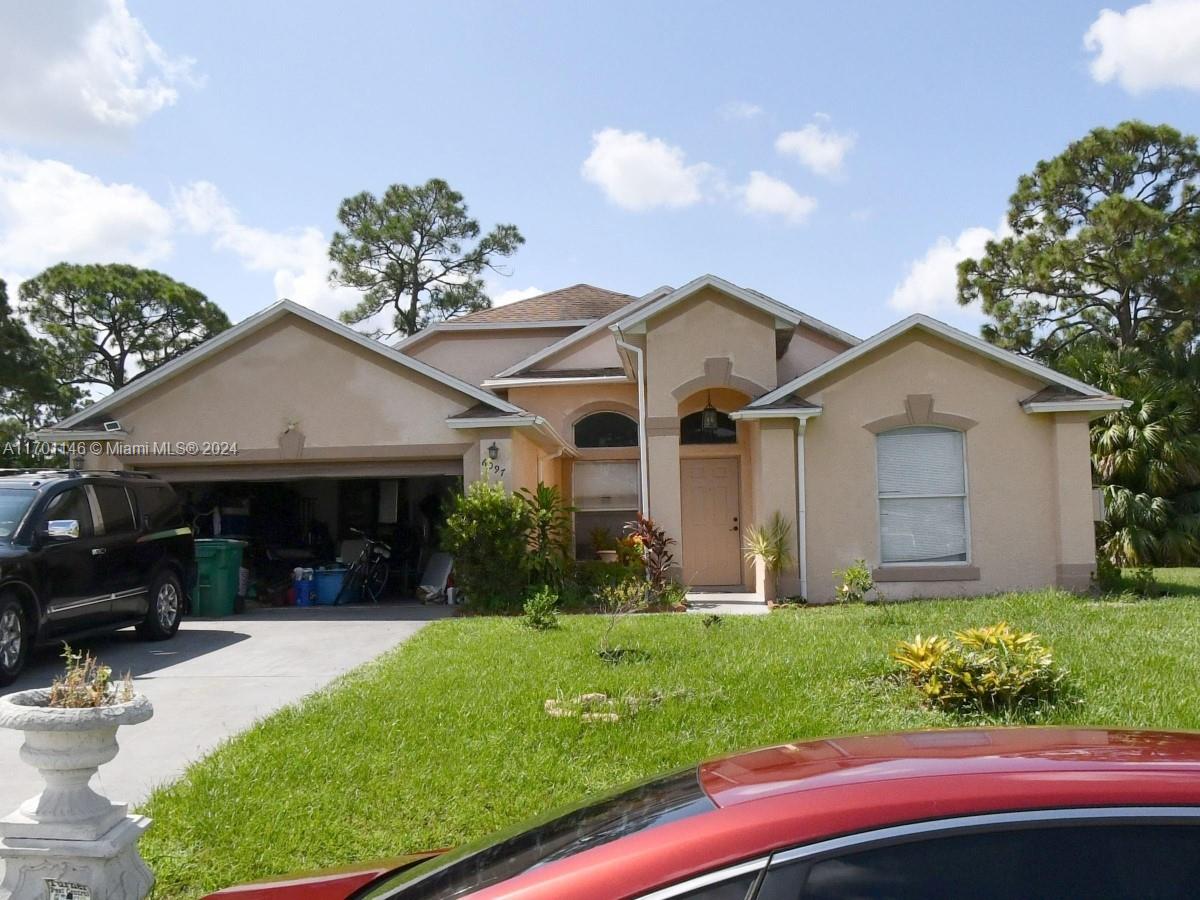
[0,688,154,900]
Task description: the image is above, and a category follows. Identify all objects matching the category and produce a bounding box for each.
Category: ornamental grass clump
[892,622,1067,717]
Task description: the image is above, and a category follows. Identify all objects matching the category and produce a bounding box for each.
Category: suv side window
[92,484,135,535]
[757,822,1200,899]
[135,483,182,531]
[41,488,94,538]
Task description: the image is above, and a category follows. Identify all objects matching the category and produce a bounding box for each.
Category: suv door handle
[91,547,107,556]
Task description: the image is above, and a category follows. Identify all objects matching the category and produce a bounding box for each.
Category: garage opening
[171,475,459,607]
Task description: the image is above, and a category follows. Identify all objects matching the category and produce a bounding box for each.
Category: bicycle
[335,528,391,604]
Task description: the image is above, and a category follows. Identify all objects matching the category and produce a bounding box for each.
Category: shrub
[624,513,676,598]
[743,512,794,595]
[522,586,560,631]
[441,479,533,611]
[892,622,1067,716]
[834,558,877,603]
[1093,553,1123,593]
[596,575,650,659]
[1131,565,1159,597]
[519,483,574,589]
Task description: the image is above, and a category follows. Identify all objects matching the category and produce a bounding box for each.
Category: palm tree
[1060,342,1200,566]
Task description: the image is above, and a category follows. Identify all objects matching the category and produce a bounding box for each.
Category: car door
[90,482,145,620]
[752,809,1200,899]
[37,485,109,634]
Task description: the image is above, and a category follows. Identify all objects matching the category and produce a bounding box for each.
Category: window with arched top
[876,426,968,565]
[679,409,737,445]
[573,412,638,448]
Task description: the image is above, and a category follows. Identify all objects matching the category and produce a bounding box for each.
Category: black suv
[0,469,195,685]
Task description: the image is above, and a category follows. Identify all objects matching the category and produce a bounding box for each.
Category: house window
[574,412,638,448]
[680,409,736,445]
[573,460,639,558]
[876,426,968,564]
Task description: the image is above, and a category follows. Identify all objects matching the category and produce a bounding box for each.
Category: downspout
[614,332,649,515]
[537,447,566,485]
[795,418,809,601]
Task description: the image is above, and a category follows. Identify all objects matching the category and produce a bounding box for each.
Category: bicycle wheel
[364,556,388,602]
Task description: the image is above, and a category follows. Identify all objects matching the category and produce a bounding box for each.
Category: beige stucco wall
[507,383,639,444]
[754,418,801,596]
[777,324,854,384]
[801,330,1095,602]
[404,326,579,385]
[533,329,624,371]
[92,314,475,473]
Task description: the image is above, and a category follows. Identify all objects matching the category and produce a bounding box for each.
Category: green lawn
[141,578,1200,898]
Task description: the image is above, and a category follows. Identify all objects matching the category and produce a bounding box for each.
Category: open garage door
[141,458,463,483]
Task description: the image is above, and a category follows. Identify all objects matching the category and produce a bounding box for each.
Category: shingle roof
[746,392,822,411]
[456,284,635,324]
[520,367,627,379]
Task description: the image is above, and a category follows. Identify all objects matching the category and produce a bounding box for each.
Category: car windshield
[358,769,715,899]
[0,489,35,539]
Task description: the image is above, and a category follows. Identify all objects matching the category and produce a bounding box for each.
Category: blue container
[314,568,349,605]
[295,579,314,607]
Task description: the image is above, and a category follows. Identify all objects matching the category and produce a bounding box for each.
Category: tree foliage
[0,279,79,465]
[18,263,231,392]
[1059,343,1200,566]
[328,178,524,337]
[958,121,1200,358]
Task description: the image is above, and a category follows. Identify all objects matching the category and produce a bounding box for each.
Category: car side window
[92,484,135,535]
[672,872,759,899]
[135,484,182,531]
[756,823,1200,899]
[41,488,94,538]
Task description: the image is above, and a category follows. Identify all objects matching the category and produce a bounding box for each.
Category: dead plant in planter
[49,645,134,709]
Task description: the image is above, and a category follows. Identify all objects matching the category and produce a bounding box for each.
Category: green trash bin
[193,539,244,617]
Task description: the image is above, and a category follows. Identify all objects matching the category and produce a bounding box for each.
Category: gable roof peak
[453,283,635,325]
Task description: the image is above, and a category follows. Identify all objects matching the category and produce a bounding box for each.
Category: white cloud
[888,220,1011,316]
[1085,0,1200,93]
[0,152,173,285]
[581,128,716,211]
[0,0,196,140]
[775,120,856,177]
[174,181,355,318]
[490,286,543,307]
[720,100,764,120]
[738,172,817,225]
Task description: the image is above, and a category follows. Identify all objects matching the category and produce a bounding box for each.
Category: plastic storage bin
[313,567,349,605]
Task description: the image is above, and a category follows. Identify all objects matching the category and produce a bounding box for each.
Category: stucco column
[462,432,512,492]
[1052,412,1097,591]
[754,419,800,598]
[646,421,683,578]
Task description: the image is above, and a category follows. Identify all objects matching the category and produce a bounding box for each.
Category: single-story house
[38,274,1128,602]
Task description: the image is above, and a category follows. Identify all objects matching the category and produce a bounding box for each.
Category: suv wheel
[137,571,183,641]
[0,595,29,687]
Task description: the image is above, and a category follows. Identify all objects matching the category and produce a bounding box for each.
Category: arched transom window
[573,412,638,448]
[876,426,968,564]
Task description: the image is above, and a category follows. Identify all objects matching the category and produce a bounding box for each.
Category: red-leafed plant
[624,514,676,598]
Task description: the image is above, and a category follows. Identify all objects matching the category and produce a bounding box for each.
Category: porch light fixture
[700,393,720,433]
[487,442,499,461]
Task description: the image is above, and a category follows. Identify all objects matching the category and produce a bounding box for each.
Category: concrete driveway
[0,604,448,816]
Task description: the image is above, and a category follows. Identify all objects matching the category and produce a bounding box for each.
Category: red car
[208,727,1200,899]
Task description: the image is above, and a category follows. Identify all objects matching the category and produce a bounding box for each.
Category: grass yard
[142,579,1200,898]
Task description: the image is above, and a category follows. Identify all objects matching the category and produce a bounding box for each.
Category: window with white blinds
[573,461,639,511]
[876,426,968,564]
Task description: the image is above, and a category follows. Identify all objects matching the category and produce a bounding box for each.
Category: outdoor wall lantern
[487,442,499,461]
[700,393,720,433]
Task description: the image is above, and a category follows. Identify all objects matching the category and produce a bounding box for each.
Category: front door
[681,457,741,586]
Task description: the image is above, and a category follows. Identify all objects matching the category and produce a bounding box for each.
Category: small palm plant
[743,512,794,603]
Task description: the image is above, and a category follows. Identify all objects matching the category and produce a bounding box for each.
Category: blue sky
[1,0,1198,340]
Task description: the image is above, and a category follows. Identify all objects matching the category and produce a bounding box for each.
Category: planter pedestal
[0,690,154,900]
[755,562,777,606]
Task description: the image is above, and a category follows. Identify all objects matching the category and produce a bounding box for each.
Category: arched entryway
[677,388,750,587]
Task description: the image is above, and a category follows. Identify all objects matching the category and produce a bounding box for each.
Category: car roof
[475,729,1200,900]
[699,728,1200,807]
[0,470,161,490]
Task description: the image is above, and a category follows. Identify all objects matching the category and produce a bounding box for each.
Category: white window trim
[875,426,972,568]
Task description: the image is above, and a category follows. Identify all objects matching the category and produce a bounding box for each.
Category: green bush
[440,479,533,611]
[1093,553,1123,593]
[833,558,876,603]
[892,622,1067,717]
[1131,565,1159,597]
[519,484,574,589]
[522,586,559,630]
